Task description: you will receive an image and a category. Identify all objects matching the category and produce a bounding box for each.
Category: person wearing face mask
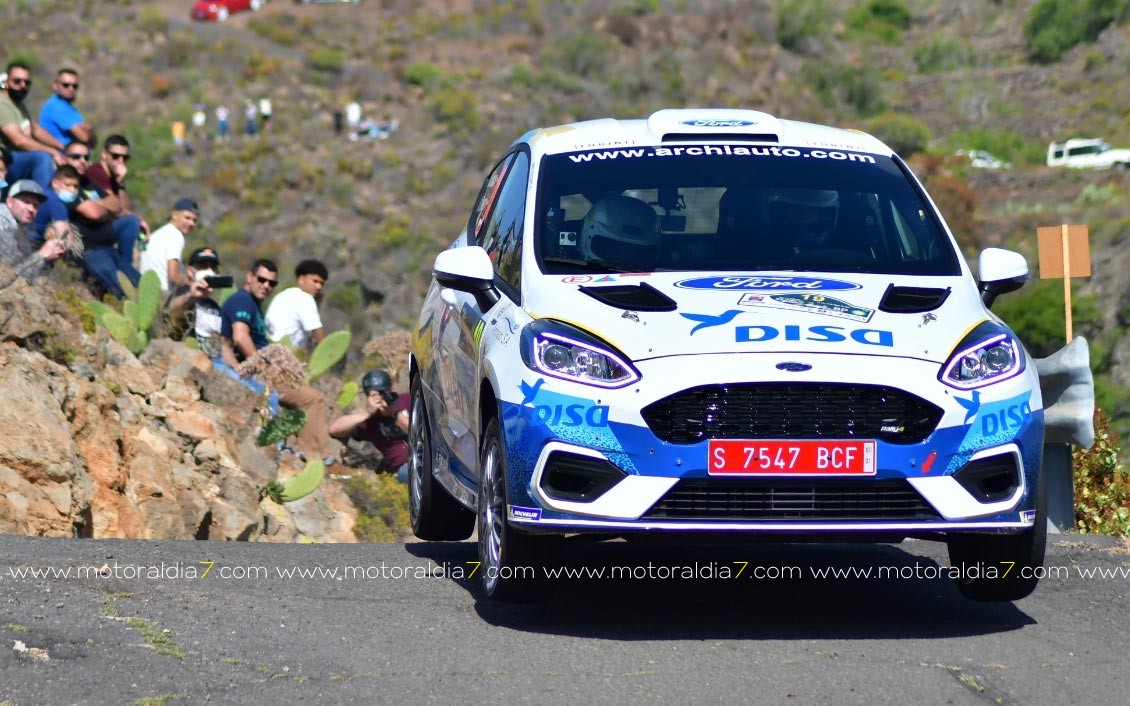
[32,164,82,243]
[31,162,138,298]
[0,62,65,191]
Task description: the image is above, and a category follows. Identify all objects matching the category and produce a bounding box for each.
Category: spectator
[85,134,149,244]
[215,105,230,141]
[0,180,68,286]
[171,120,186,152]
[345,101,362,132]
[141,197,199,292]
[0,62,65,190]
[244,100,258,138]
[37,68,96,148]
[31,163,81,242]
[219,259,333,462]
[0,145,11,199]
[266,258,328,351]
[329,370,409,483]
[47,157,139,298]
[191,104,206,140]
[258,97,272,133]
[332,107,344,136]
[165,246,224,359]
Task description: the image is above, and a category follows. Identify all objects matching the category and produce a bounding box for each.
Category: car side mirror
[433,246,500,312]
[978,247,1029,308]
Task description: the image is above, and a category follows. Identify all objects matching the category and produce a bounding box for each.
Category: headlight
[940,331,1022,389]
[521,320,639,388]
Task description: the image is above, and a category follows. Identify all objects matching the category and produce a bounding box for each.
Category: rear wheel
[408,382,474,541]
[947,475,1047,602]
[478,418,561,602]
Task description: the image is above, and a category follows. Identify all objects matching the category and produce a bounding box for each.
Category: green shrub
[867,113,932,156]
[946,127,1045,166]
[137,6,169,36]
[248,15,300,46]
[777,0,830,51]
[1074,409,1130,536]
[554,32,616,78]
[911,33,975,73]
[343,474,411,542]
[845,0,911,44]
[429,88,481,130]
[1023,0,1128,64]
[404,61,450,88]
[309,47,344,73]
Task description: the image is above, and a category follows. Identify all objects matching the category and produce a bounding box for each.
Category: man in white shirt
[265,258,327,351]
[140,197,198,291]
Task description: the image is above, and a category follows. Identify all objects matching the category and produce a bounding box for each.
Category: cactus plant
[90,270,163,355]
[307,329,351,380]
[262,458,326,503]
[336,380,359,410]
[256,408,307,446]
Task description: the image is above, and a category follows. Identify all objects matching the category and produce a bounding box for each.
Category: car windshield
[535,145,961,276]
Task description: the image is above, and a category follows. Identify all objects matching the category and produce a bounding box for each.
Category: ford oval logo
[680,119,758,128]
[674,275,862,291]
[776,362,812,372]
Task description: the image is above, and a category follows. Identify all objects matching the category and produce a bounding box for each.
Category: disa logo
[681,119,758,128]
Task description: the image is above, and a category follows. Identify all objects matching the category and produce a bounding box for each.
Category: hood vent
[878,285,951,313]
[578,282,678,312]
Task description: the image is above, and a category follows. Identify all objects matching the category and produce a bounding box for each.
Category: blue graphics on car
[410,107,1071,604]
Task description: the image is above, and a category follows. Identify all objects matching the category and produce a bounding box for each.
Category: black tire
[408,382,474,541]
[477,418,561,602]
[947,474,1047,602]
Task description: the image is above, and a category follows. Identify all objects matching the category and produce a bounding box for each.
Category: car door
[433,151,525,478]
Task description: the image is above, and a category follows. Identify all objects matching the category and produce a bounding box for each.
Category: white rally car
[410,109,1044,602]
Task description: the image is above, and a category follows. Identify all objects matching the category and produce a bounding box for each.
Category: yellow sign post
[1036,224,1091,343]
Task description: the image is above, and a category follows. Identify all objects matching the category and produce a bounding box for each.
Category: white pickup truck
[1047,138,1130,168]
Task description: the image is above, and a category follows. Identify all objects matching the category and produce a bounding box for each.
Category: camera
[203,274,233,289]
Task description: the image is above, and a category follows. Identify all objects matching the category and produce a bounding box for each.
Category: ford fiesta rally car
[409,109,1045,602]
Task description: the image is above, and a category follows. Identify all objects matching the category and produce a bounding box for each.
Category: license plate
[708,439,876,476]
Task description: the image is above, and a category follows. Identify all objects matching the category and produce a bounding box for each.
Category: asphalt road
[1,533,1127,705]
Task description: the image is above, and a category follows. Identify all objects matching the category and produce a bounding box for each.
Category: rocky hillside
[0,276,360,541]
[3,0,1128,464]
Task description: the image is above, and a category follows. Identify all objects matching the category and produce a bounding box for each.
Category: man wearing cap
[165,246,224,358]
[141,197,199,291]
[329,370,410,482]
[0,179,68,286]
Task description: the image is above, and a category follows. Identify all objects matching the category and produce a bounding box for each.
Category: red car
[191,0,263,22]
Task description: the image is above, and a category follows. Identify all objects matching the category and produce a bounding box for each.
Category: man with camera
[165,246,227,358]
[329,370,409,482]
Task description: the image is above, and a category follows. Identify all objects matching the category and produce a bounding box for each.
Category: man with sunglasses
[220,259,333,463]
[80,134,148,264]
[0,62,65,191]
[38,68,96,149]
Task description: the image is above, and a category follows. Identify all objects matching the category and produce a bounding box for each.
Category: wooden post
[1061,224,1072,343]
[1037,224,1090,344]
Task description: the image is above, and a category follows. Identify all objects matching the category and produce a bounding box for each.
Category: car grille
[641,382,942,444]
[643,479,940,521]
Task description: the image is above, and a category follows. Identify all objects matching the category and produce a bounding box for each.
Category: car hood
[522,272,983,365]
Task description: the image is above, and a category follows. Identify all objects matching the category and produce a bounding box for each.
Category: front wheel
[947,476,1047,602]
[408,382,474,541]
[478,418,561,602]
